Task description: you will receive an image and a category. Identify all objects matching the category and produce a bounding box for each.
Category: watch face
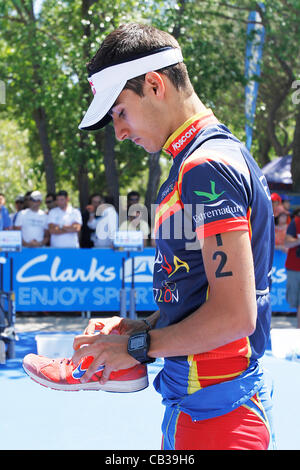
[130,335,145,350]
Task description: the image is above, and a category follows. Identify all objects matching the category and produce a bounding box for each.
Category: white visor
[78,47,183,131]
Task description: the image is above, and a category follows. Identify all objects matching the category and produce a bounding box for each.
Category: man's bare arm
[148,230,257,358]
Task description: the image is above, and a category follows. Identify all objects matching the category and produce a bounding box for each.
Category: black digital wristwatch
[127,331,155,364]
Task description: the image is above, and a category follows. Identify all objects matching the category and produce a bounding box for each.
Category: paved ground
[3,312,299,450]
[14,312,297,333]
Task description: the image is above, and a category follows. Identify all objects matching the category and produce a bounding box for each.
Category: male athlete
[24,23,275,450]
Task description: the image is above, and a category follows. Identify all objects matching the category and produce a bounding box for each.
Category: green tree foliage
[0,0,299,207]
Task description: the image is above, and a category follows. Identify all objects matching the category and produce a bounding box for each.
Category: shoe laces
[55,358,72,366]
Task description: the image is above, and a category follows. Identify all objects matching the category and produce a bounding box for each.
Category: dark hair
[87,23,193,97]
[88,193,102,204]
[292,207,300,218]
[46,192,56,201]
[56,190,68,198]
[127,190,140,199]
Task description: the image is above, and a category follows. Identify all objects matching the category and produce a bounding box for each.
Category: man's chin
[142,143,162,154]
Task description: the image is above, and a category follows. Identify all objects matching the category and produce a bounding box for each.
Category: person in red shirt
[271,193,288,218]
[285,207,300,327]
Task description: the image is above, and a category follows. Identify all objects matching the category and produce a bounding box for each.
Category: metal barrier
[0,256,16,362]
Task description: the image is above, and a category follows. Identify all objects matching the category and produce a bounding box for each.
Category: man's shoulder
[67,205,81,214]
[36,209,46,216]
[178,139,251,191]
[47,207,61,220]
[17,208,29,217]
[49,207,60,214]
[287,218,297,236]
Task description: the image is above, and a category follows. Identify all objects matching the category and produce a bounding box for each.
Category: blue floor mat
[0,331,300,450]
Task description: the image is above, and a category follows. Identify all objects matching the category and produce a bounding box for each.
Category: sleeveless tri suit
[152,109,275,450]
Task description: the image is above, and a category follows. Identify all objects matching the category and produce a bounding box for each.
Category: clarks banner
[270,249,296,313]
[4,248,157,312]
[1,248,294,313]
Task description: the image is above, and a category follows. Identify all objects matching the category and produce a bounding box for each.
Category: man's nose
[113,118,129,142]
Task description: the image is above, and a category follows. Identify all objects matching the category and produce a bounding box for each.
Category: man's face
[56,195,68,209]
[91,195,102,209]
[45,197,56,210]
[110,88,167,153]
[30,199,41,211]
[128,194,139,208]
[0,195,5,207]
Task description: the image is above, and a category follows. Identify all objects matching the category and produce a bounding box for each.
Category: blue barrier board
[4,248,156,312]
[0,247,295,313]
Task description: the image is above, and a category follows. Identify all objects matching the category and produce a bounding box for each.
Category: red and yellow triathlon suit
[152,109,275,450]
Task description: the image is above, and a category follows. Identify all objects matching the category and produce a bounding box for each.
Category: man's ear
[144,71,166,99]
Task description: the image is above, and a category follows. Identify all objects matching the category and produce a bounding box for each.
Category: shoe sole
[22,363,149,393]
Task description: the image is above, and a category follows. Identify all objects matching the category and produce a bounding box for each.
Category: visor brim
[78,81,126,131]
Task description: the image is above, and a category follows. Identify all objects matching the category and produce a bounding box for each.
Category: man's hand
[72,333,138,384]
[83,316,153,336]
[72,311,160,383]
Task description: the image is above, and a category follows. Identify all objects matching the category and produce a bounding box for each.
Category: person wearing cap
[69,23,276,449]
[271,192,288,218]
[14,190,49,247]
[48,190,82,248]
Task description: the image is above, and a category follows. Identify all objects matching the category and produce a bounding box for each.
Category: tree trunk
[102,124,119,208]
[75,0,98,211]
[94,125,119,209]
[267,79,294,156]
[145,151,161,227]
[292,103,300,192]
[257,122,272,167]
[78,132,90,210]
[33,107,56,194]
[78,163,90,210]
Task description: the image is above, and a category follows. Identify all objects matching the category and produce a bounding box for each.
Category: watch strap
[142,318,152,331]
[127,331,155,364]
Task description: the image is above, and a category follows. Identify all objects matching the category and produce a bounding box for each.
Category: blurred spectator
[127,191,140,210]
[11,195,25,227]
[274,212,288,253]
[14,190,49,247]
[23,191,33,209]
[119,203,150,246]
[89,197,118,248]
[45,193,56,213]
[271,193,284,217]
[284,207,300,328]
[0,193,12,230]
[48,190,82,248]
[81,193,102,248]
[281,195,292,224]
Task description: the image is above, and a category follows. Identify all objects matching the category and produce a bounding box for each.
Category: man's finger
[72,344,94,365]
[73,333,97,351]
[99,365,113,384]
[80,357,106,383]
[85,321,105,335]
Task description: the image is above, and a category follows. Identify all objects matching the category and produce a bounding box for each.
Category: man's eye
[119,109,125,118]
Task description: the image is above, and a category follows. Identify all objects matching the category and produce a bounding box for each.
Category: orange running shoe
[22,354,148,392]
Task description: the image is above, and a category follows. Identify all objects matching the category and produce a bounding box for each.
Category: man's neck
[167,92,207,137]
